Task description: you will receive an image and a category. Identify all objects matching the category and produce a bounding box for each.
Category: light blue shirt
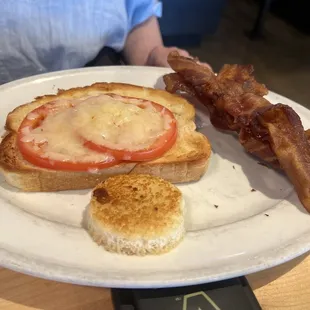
[0,0,162,84]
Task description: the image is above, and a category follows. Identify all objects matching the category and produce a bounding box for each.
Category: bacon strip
[253,104,310,208]
[164,51,310,212]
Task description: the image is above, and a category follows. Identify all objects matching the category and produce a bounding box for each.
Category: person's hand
[146,45,212,70]
[146,46,190,67]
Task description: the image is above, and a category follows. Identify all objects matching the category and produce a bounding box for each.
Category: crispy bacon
[164,51,310,212]
[163,73,196,96]
[217,64,268,97]
[252,104,310,208]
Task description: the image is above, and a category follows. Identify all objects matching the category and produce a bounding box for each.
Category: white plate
[0,66,310,288]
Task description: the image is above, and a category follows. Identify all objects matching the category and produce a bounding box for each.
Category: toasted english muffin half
[85,174,185,256]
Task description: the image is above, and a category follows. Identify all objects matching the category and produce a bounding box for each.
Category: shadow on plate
[80,203,90,229]
[154,76,166,90]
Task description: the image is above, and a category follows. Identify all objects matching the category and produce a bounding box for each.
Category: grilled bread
[0,82,211,192]
[85,174,185,255]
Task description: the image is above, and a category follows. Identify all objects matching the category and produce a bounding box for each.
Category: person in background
[0,0,191,85]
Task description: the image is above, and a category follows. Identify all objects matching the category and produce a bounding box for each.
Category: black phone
[112,276,261,310]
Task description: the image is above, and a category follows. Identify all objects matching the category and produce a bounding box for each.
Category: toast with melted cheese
[0,82,211,192]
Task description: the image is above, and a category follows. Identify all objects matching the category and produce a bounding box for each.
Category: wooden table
[0,253,310,310]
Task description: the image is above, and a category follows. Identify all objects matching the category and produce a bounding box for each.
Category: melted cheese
[71,95,168,151]
[22,103,113,163]
[22,94,170,162]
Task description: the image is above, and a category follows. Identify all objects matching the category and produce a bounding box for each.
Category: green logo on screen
[182,291,221,310]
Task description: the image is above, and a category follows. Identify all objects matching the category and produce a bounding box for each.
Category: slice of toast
[0,82,211,192]
[86,174,185,255]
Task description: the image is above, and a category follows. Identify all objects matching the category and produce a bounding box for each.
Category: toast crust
[0,82,211,191]
[88,229,184,256]
[5,82,195,133]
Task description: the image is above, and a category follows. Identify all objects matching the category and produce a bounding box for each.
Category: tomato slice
[17,99,120,171]
[82,95,178,161]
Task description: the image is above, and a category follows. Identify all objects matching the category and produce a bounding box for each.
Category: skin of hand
[123,16,212,70]
[146,46,213,71]
[146,46,190,67]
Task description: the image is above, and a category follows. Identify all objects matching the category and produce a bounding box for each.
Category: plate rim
[1,230,310,288]
[1,66,310,288]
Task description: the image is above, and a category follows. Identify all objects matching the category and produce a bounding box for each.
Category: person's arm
[123,16,162,66]
[122,16,190,67]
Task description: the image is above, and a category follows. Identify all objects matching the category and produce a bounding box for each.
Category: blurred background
[159,0,309,107]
